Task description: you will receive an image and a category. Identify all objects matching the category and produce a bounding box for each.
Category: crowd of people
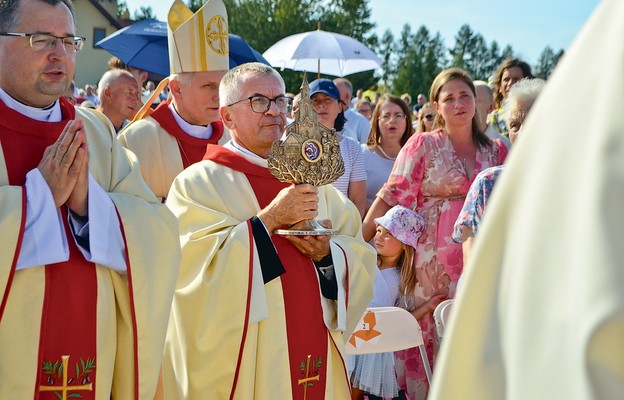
[2,0,621,399]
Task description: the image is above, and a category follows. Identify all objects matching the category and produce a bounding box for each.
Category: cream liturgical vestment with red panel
[429,1,624,399]
[0,98,180,399]
[118,101,224,200]
[162,146,376,399]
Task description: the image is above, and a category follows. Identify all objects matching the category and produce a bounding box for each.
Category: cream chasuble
[429,1,624,399]
[163,146,375,399]
[0,100,181,399]
[118,101,223,199]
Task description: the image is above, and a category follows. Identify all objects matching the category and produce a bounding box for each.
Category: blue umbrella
[96,19,268,76]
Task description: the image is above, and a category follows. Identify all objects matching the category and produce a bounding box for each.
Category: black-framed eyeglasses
[0,32,86,53]
[227,94,289,114]
[424,114,434,121]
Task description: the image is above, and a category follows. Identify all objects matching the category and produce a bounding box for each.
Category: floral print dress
[377,130,507,400]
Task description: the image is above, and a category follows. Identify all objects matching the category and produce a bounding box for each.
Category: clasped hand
[37,119,89,216]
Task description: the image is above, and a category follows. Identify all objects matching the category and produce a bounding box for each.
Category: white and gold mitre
[167,0,229,74]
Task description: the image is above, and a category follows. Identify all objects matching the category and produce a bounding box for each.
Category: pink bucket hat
[374,205,425,248]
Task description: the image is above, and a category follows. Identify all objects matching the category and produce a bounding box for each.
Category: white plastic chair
[345,306,432,384]
[433,299,454,344]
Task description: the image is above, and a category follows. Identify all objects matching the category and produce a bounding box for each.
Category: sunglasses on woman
[424,114,434,121]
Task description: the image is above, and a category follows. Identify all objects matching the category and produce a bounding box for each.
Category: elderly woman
[310,78,367,217]
[362,94,414,214]
[363,68,508,400]
[488,58,534,137]
[453,78,545,268]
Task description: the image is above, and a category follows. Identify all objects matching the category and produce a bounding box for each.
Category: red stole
[150,101,224,169]
[0,98,98,399]
[205,146,329,400]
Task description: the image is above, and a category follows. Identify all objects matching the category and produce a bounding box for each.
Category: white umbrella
[262,29,382,77]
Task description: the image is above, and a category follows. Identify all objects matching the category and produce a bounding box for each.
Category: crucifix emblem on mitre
[268,74,344,235]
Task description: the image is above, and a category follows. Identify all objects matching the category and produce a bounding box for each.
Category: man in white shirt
[96,69,141,132]
[334,77,371,144]
[474,80,511,149]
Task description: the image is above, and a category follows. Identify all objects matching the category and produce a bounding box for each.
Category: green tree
[449,24,474,70]
[133,6,156,20]
[187,0,206,12]
[484,41,504,81]
[464,33,490,80]
[392,26,445,100]
[224,0,377,93]
[116,0,129,19]
[534,46,564,79]
[500,44,514,60]
[377,29,396,90]
[320,0,375,43]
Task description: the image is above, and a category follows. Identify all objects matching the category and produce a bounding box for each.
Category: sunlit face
[221,72,286,158]
[377,102,407,143]
[173,70,226,125]
[334,80,351,106]
[0,0,76,107]
[434,79,475,129]
[419,105,436,132]
[374,226,404,259]
[508,103,530,144]
[107,75,140,123]
[311,93,341,129]
[356,103,372,120]
[500,66,525,99]
[474,85,493,122]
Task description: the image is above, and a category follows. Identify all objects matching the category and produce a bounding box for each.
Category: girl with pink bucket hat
[348,205,428,400]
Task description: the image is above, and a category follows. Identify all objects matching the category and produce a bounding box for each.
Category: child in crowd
[348,205,425,400]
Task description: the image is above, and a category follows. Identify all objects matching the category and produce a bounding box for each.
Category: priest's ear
[102,87,112,101]
[219,106,236,130]
[168,77,182,96]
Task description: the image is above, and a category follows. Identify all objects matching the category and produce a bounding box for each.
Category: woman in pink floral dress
[363,68,508,400]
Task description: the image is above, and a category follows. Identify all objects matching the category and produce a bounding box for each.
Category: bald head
[97,69,140,131]
[473,80,494,127]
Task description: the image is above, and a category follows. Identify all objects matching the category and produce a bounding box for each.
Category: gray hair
[219,62,284,107]
[502,78,546,122]
[97,69,135,98]
[473,80,493,103]
[0,0,75,32]
[333,78,353,97]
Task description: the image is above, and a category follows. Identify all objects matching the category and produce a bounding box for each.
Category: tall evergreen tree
[465,33,490,80]
[393,26,445,100]
[117,0,129,19]
[133,6,156,20]
[534,46,564,79]
[449,24,474,70]
[187,0,206,12]
[377,29,396,90]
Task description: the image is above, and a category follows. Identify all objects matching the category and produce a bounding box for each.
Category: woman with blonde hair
[488,58,533,136]
[363,68,508,400]
[416,102,436,133]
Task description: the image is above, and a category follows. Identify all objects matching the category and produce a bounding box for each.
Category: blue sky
[124,0,600,64]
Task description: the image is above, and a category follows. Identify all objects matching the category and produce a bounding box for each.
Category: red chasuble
[150,101,224,169]
[0,98,97,399]
[204,146,329,400]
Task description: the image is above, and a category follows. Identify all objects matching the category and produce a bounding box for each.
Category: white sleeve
[70,173,127,272]
[16,169,69,270]
[357,117,371,144]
